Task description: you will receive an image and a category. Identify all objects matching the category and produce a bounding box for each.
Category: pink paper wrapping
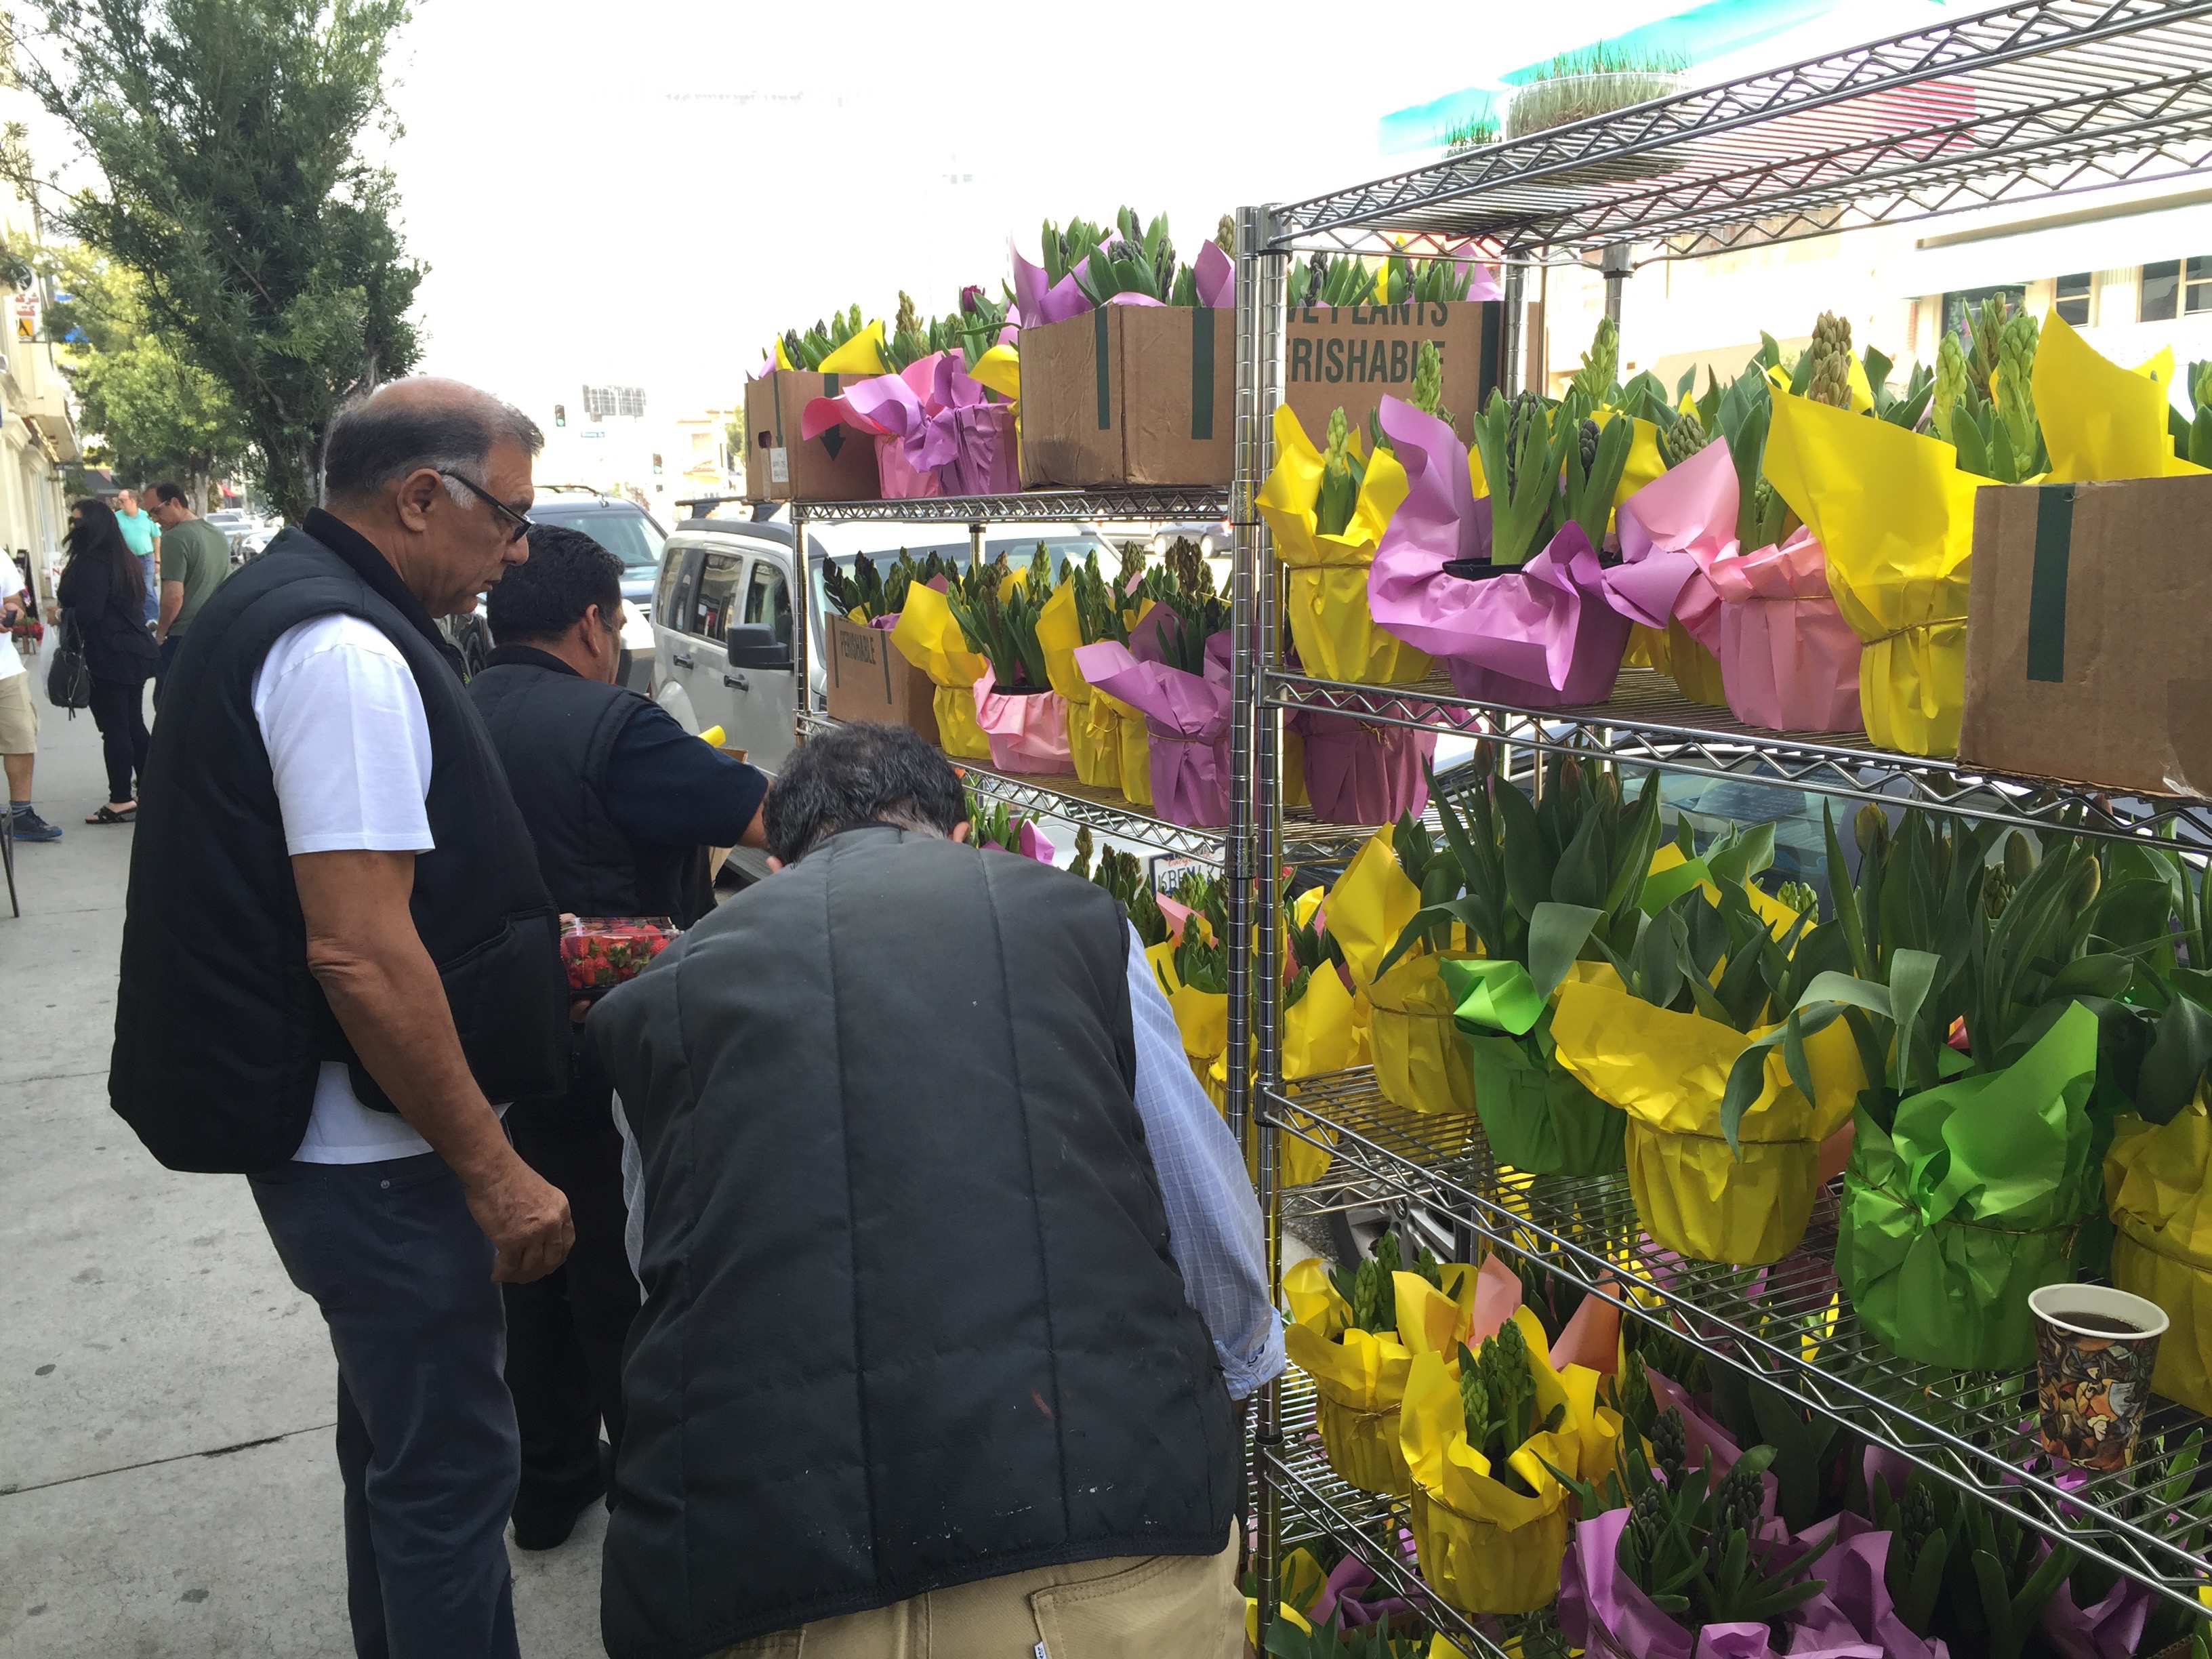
[970,681,1074,775]
[1610,437,1860,733]
[1368,396,1629,708]
[1073,636,1231,827]
[1709,527,1863,733]
[1609,436,1734,647]
[983,819,1057,864]
[1779,1513,1950,1659]
[1290,710,1434,825]
[799,352,1017,499]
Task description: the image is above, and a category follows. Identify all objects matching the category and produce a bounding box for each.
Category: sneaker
[9,806,60,842]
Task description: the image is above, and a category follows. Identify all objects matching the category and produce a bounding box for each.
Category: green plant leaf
[1530,902,1605,1000]
[2139,992,2212,1125]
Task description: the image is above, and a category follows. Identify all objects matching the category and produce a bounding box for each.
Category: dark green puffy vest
[592,825,1237,1658]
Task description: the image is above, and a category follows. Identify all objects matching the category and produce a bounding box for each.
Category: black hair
[150,480,188,507]
[321,386,543,504]
[65,497,140,605]
[489,523,623,644]
[763,722,966,865]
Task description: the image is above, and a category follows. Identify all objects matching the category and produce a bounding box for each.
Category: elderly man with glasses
[111,378,573,1659]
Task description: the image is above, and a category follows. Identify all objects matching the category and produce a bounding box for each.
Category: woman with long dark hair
[56,497,159,821]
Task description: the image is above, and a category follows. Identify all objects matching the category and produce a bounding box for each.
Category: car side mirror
[725,621,792,670]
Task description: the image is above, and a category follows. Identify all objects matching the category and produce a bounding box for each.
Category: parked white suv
[649,514,1122,779]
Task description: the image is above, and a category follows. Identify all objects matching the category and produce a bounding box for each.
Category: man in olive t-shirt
[148,481,230,701]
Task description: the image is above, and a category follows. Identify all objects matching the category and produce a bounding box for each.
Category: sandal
[86,804,136,824]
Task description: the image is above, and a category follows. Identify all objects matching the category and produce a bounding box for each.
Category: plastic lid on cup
[2028,1282,2171,1343]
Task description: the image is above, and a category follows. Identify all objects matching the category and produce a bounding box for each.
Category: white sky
[20,0,1971,428]
[382,0,1941,422]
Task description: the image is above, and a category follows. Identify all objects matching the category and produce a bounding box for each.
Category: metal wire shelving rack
[1227,1,2212,1644]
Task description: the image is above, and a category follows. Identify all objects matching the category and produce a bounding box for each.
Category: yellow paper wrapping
[1284,1258,1416,1494]
[1328,828,1425,991]
[1370,951,1481,1118]
[1147,941,1227,1101]
[2106,1096,2212,1415]
[1623,617,1729,705]
[1244,1548,1328,1649]
[816,321,889,377]
[1098,689,1151,806]
[1212,964,1366,1187]
[1399,1337,1573,1615]
[1036,583,1119,790]
[2035,313,2209,483]
[968,342,1020,404]
[1256,405,1429,685]
[888,586,991,758]
[1763,390,1983,757]
[1599,411,1667,532]
[1551,978,1863,1265]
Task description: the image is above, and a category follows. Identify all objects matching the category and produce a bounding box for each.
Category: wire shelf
[1264,0,2212,259]
[1265,1372,1522,1658]
[785,487,1230,526]
[794,710,1374,865]
[1268,666,2212,848]
[1265,1069,2212,1614]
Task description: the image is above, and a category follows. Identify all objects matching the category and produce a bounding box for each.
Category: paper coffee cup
[2030,1283,2169,1471]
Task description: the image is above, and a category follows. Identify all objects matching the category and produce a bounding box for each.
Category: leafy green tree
[22,237,250,496]
[18,0,423,520]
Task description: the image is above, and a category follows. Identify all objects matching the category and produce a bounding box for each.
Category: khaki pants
[716,1524,1244,1659]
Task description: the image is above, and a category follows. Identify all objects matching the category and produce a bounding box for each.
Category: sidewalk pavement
[1,690,606,1657]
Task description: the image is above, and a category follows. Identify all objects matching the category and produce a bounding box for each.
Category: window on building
[2055,272,2091,327]
[2142,260,2180,322]
[2188,255,2212,314]
[1942,284,2026,344]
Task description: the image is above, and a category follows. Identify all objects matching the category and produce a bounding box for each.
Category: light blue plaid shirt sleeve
[1125,923,1286,1401]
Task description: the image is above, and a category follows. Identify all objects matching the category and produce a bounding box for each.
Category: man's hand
[464,1155,576,1283]
[293,847,573,1282]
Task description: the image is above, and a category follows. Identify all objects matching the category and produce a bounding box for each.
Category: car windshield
[535,508,665,571]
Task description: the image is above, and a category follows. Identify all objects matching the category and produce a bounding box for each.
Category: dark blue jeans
[251,1152,521,1659]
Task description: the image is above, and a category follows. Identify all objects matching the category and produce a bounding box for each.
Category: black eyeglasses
[438,470,532,543]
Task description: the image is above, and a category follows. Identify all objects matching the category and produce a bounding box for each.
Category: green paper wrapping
[1464,1029,1626,1179]
[1838,1002,2100,1371]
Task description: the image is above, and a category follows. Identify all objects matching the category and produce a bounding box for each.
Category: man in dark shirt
[466,524,767,1549]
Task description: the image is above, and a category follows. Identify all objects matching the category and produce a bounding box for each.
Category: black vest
[109,516,569,1172]
[591,828,1237,1658]
[466,648,714,928]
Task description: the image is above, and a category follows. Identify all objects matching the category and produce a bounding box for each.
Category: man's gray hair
[319,384,544,506]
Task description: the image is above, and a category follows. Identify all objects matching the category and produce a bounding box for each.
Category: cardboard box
[1019,306,1233,488]
[742,371,882,502]
[1961,475,2212,798]
[822,612,940,745]
[1286,300,1504,447]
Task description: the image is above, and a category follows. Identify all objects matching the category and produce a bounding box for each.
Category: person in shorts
[0,553,59,841]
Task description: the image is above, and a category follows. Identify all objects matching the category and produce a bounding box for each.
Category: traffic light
[651,453,663,474]
[553,403,567,428]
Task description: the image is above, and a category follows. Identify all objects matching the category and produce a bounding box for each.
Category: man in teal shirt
[115,487,159,623]
[148,482,230,701]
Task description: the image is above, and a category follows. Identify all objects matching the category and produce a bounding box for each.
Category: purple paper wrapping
[799,351,1015,499]
[2036,1550,2152,1659]
[970,680,1074,775]
[1073,634,1232,826]
[1008,238,1233,325]
[1782,1513,1951,1659]
[1559,1507,1891,1659]
[1291,710,1435,824]
[1368,397,1630,708]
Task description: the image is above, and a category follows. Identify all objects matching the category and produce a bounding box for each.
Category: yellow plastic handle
[697,724,725,747]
